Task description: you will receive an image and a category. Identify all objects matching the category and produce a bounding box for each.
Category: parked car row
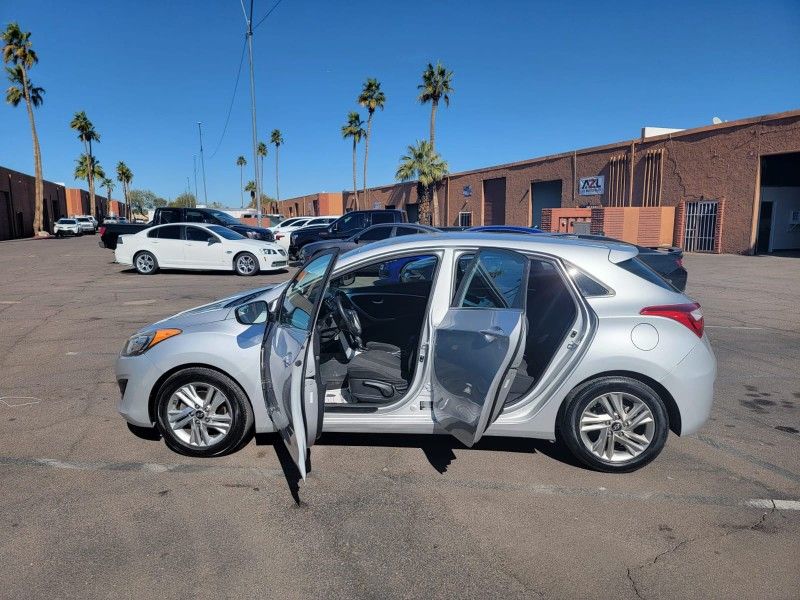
[116,230,714,478]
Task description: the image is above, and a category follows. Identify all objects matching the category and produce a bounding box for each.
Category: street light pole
[192,154,199,202]
[244,0,262,226]
[197,122,209,206]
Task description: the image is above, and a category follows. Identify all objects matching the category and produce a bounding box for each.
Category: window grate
[684,200,718,252]
[607,154,627,206]
[458,212,473,227]
[642,149,664,207]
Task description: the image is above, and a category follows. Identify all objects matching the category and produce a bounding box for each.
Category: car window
[77,217,90,222]
[292,219,310,228]
[335,213,364,232]
[332,254,438,291]
[358,226,392,242]
[278,253,335,331]
[185,226,212,242]
[565,263,611,297]
[153,225,183,240]
[278,218,301,228]
[186,209,212,223]
[158,209,181,224]
[207,225,245,240]
[395,226,424,236]
[370,211,395,225]
[453,249,527,309]
[617,257,676,291]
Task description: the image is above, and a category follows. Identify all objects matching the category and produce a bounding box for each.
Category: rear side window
[150,225,183,240]
[617,258,675,291]
[370,211,395,225]
[358,226,392,242]
[565,264,611,297]
[158,209,181,224]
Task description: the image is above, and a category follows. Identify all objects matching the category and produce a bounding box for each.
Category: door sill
[324,404,379,413]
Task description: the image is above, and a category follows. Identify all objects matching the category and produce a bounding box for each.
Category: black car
[556,233,687,291]
[298,223,439,262]
[289,209,408,259]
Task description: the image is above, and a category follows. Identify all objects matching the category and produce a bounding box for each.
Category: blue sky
[2,0,799,206]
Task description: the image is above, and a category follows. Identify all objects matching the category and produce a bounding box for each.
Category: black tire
[154,367,254,458]
[234,252,260,276]
[134,250,159,275]
[559,376,669,473]
[55,231,62,238]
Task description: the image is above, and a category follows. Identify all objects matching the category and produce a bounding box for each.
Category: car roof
[338,231,638,266]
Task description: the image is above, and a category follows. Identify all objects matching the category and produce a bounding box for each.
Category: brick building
[0,165,122,240]
[277,109,800,254]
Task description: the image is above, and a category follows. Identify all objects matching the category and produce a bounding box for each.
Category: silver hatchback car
[116,233,715,475]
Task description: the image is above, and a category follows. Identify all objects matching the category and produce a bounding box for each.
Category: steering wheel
[331,289,364,349]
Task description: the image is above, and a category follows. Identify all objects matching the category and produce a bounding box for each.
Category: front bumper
[116,352,164,428]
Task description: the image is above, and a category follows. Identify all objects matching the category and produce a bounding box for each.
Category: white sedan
[115,223,288,276]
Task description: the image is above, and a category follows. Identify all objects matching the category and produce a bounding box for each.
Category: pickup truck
[98,207,274,250]
[288,209,407,259]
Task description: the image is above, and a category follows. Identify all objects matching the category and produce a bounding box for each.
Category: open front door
[432,248,529,446]
[261,250,338,478]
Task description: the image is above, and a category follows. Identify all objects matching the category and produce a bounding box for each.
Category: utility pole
[192,155,199,202]
[243,0,262,226]
[198,122,209,205]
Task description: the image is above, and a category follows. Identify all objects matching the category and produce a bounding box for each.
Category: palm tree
[235,155,247,208]
[357,78,386,206]
[257,141,267,202]
[2,23,45,235]
[417,62,454,152]
[270,129,283,201]
[69,110,100,217]
[116,161,133,219]
[244,180,256,208]
[341,111,365,210]
[102,177,115,215]
[74,155,105,215]
[395,140,448,226]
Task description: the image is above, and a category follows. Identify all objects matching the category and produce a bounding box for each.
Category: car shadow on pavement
[117,268,290,276]
[309,432,586,474]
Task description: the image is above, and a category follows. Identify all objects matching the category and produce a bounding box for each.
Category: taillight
[675,257,683,268]
[275,233,284,240]
[98,226,106,236]
[640,302,704,337]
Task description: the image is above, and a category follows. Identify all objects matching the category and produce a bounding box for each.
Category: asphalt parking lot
[1,235,798,599]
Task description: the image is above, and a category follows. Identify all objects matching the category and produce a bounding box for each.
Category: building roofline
[278,108,800,201]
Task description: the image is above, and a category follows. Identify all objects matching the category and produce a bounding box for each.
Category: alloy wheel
[578,392,655,462]
[136,253,155,273]
[236,254,256,275]
[166,383,233,447]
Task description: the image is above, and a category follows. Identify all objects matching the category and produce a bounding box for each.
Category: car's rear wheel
[155,367,253,457]
[234,252,259,276]
[134,251,159,275]
[559,376,669,473]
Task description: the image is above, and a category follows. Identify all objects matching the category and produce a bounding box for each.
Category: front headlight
[121,328,181,356]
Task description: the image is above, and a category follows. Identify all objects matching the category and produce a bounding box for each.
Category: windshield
[206,210,241,225]
[59,219,76,224]
[76,217,90,222]
[207,225,245,240]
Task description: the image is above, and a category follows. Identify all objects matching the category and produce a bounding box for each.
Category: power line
[253,0,284,30]
[208,38,248,159]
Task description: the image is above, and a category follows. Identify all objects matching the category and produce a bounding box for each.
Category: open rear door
[432,248,529,446]
[261,250,338,478]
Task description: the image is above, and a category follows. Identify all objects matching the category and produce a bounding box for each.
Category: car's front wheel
[234,252,259,276]
[559,376,669,473]
[134,251,159,275]
[154,367,254,457]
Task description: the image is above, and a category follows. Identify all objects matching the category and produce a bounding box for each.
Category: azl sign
[579,176,605,196]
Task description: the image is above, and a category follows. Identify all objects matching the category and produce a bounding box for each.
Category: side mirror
[235,300,269,325]
[208,237,219,245]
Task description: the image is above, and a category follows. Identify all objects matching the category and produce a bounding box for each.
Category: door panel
[184,227,225,267]
[261,250,338,478]
[432,248,529,446]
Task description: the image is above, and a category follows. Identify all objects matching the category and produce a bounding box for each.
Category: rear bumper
[659,335,716,435]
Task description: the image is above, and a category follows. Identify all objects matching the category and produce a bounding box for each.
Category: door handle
[371,298,383,304]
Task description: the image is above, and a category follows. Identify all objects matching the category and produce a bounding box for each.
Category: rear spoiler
[608,245,639,264]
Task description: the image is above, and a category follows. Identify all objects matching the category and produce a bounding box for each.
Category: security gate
[684,200,718,252]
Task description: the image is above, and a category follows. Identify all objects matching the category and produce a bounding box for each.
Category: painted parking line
[0,397,42,408]
[2,454,799,511]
